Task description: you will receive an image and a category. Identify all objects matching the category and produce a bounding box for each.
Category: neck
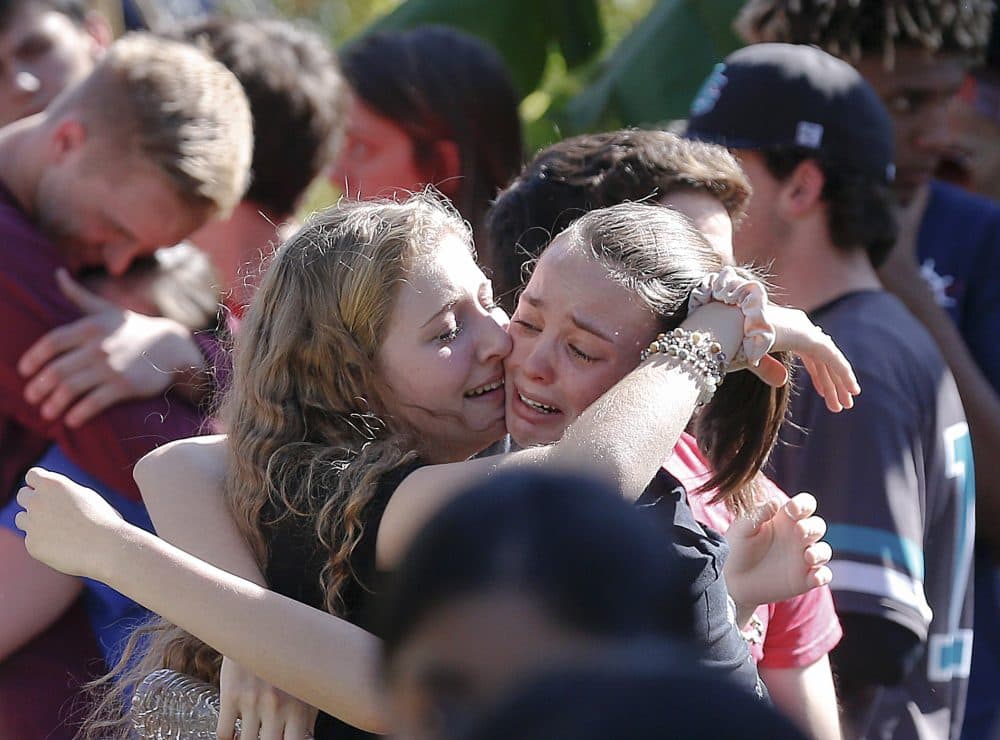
[768,221,882,313]
[0,114,48,216]
[188,201,292,307]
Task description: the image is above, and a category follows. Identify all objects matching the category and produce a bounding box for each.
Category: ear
[779,159,825,218]
[48,119,87,165]
[83,12,113,56]
[430,139,462,197]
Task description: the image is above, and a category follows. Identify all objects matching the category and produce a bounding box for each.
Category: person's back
[768,290,973,738]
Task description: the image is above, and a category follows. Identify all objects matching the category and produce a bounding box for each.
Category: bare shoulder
[134,434,228,488]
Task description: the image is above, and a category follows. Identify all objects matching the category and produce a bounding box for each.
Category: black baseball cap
[686,43,895,184]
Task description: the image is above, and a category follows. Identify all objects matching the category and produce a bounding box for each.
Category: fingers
[64,384,128,428]
[31,357,107,420]
[730,498,780,539]
[17,319,104,378]
[796,514,827,543]
[239,711,261,740]
[216,698,238,740]
[284,712,312,740]
[748,355,789,387]
[56,268,113,314]
[782,492,817,520]
[805,541,832,567]
[806,564,833,589]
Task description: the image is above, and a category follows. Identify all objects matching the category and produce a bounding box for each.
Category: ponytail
[694,354,792,513]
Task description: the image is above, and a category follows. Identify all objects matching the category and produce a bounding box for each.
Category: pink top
[667,433,843,669]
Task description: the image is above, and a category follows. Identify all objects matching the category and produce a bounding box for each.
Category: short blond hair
[50,33,253,215]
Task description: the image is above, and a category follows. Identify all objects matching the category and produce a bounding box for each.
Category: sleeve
[771,374,931,642]
[0,263,204,501]
[759,585,843,670]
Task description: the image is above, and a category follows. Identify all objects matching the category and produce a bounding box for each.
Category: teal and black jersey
[769,289,974,740]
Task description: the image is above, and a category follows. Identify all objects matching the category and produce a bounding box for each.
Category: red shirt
[0,185,205,502]
[666,433,843,669]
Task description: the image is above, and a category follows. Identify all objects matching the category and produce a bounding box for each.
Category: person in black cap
[687,42,975,740]
[736,12,1000,738]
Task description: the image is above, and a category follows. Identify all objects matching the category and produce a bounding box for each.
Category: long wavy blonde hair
[85,195,472,736]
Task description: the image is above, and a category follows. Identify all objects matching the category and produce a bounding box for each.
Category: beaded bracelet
[640,327,728,406]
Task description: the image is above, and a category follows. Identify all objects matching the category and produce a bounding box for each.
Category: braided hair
[736,0,995,68]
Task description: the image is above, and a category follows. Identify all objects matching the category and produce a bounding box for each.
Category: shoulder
[133,434,228,488]
[923,181,1000,255]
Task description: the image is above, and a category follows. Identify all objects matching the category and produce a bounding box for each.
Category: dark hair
[736,0,994,67]
[379,469,691,669]
[760,147,898,267]
[485,129,749,310]
[0,0,87,28]
[457,651,808,740]
[168,17,348,218]
[563,204,790,511]
[341,26,523,250]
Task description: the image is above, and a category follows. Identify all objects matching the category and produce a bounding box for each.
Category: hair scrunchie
[688,266,776,370]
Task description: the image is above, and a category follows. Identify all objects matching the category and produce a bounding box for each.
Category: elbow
[133,445,169,501]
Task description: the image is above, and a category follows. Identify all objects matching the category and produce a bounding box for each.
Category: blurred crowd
[0,1,997,739]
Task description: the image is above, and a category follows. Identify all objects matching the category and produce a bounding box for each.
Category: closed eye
[437,323,463,344]
[569,344,595,362]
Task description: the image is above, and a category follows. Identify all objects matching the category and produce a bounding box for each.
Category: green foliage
[562,0,746,132]
[267,0,742,155]
[365,0,604,96]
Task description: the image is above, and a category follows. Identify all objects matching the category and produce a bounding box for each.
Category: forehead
[108,161,207,242]
[659,189,730,225]
[856,47,967,96]
[0,4,80,47]
[527,235,650,324]
[393,231,480,313]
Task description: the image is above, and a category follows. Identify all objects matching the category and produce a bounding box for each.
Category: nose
[103,242,142,277]
[519,333,555,384]
[477,309,512,363]
[913,99,952,156]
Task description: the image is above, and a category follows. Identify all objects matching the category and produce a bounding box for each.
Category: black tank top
[262,460,424,739]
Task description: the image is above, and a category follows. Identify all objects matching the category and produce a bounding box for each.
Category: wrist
[680,302,744,357]
[89,517,138,585]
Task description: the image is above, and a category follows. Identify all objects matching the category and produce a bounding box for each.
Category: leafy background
[219,0,745,153]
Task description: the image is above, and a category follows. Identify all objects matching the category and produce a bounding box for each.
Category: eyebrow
[523,294,615,344]
[421,300,457,329]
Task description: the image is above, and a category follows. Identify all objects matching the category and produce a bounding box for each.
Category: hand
[724,492,833,611]
[17,269,207,427]
[878,184,934,309]
[14,468,124,579]
[218,656,318,740]
[764,304,860,413]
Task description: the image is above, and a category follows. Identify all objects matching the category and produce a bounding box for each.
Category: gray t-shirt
[768,290,974,740]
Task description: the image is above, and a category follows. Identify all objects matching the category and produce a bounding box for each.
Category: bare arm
[0,529,83,661]
[134,435,264,585]
[378,301,857,568]
[15,471,390,734]
[761,656,842,740]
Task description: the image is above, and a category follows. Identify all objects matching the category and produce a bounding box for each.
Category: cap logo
[691,63,728,116]
[795,121,824,148]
